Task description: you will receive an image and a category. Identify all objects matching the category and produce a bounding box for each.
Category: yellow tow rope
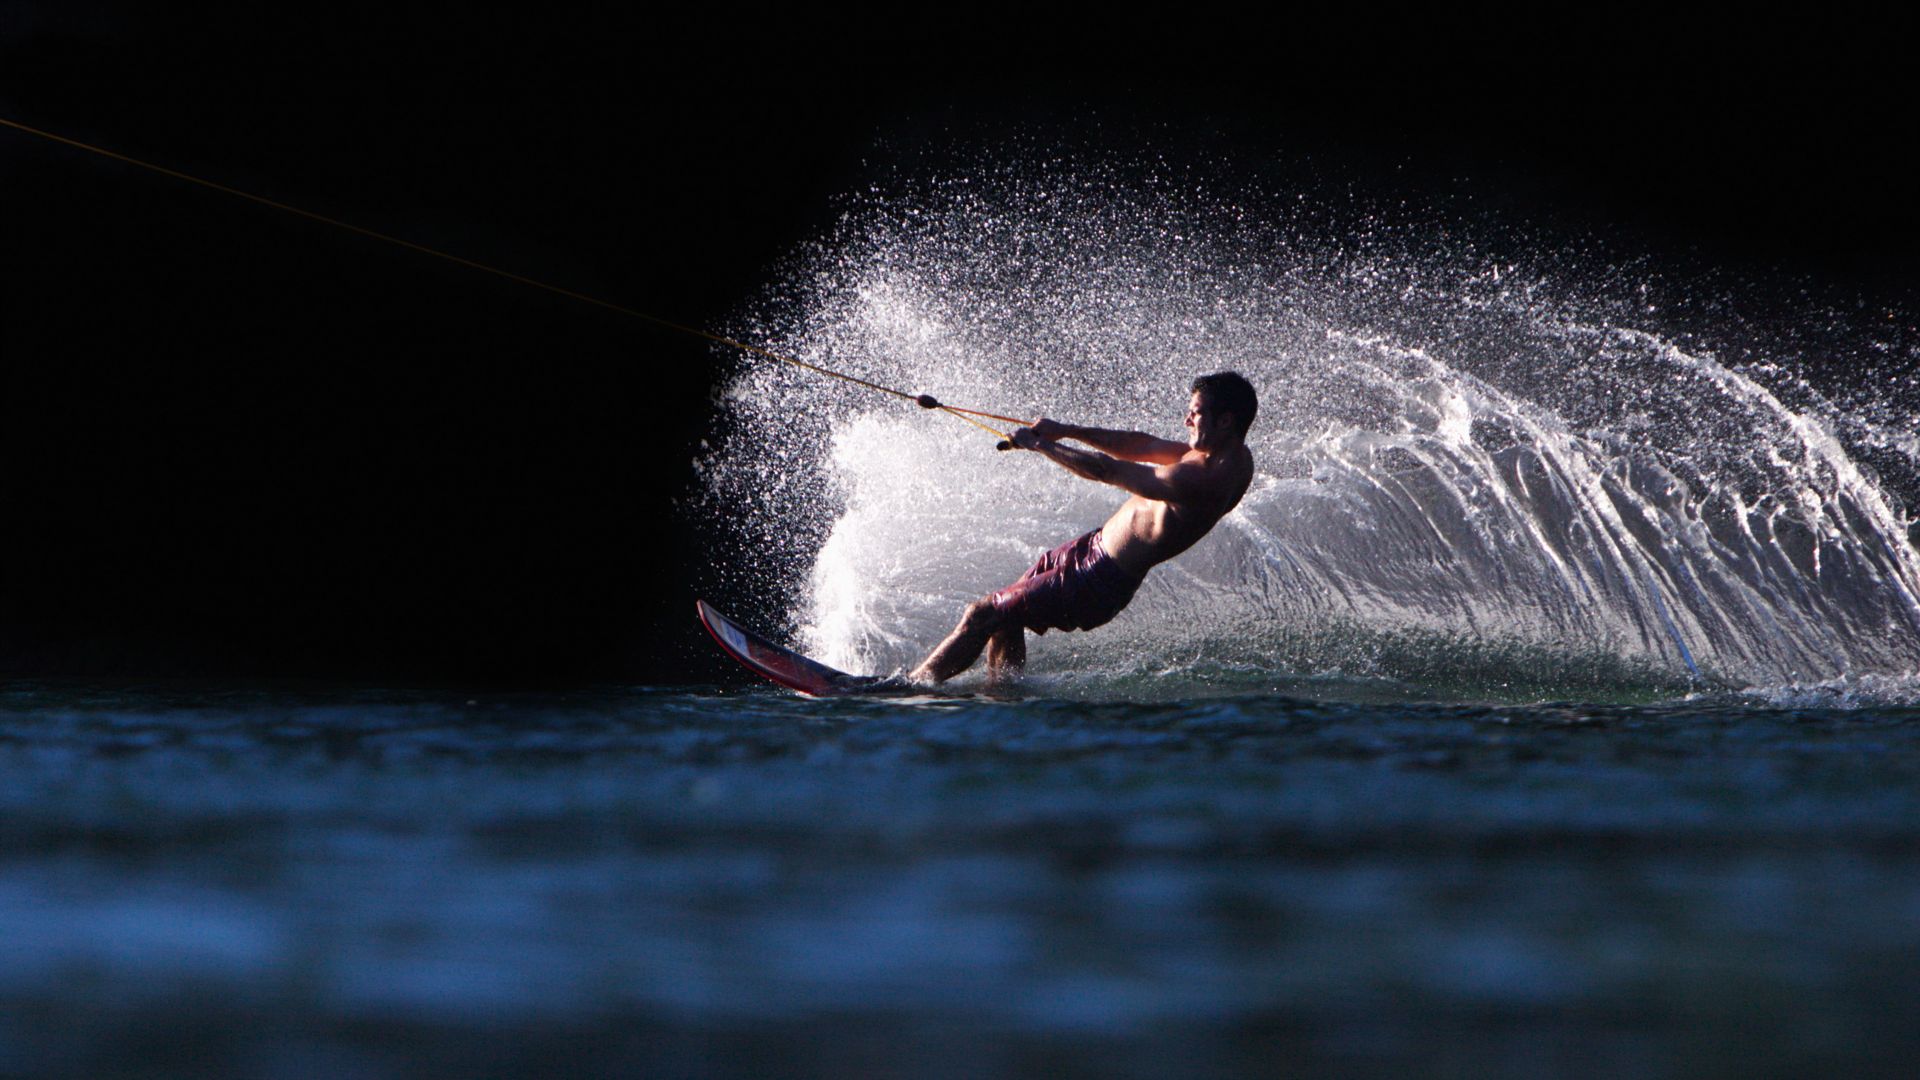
[0,116,1027,446]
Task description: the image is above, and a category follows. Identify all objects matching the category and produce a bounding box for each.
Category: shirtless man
[910,372,1258,685]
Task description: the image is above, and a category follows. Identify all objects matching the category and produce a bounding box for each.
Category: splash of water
[700,161,1920,699]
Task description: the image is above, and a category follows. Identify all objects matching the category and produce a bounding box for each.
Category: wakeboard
[696,599,903,697]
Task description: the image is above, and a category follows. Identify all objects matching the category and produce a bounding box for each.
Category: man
[910,371,1258,685]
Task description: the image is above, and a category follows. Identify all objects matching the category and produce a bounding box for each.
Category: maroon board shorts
[990,529,1144,634]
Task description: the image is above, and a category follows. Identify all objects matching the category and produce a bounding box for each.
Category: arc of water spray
[0,117,1028,446]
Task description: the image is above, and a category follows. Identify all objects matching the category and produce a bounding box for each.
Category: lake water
[3,681,1917,1077]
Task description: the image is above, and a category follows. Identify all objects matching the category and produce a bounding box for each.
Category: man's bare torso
[1100,444,1255,577]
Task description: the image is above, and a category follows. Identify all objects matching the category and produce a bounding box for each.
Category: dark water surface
[3,682,1918,1077]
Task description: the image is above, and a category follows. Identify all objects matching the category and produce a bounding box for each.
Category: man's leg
[985,624,1026,684]
[910,598,1010,684]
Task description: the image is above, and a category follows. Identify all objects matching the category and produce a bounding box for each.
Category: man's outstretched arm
[1030,419,1188,465]
[1011,428,1202,502]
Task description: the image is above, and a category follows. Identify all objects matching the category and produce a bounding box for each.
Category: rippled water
[4,682,1918,1077]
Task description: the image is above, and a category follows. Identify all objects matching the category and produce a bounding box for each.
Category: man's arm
[1011,428,1203,503]
[1031,419,1187,465]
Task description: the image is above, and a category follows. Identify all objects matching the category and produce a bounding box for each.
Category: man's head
[1186,371,1257,450]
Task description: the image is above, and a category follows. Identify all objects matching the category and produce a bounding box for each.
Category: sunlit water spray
[701,163,1920,701]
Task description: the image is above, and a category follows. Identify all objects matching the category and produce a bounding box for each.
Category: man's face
[1185,390,1232,451]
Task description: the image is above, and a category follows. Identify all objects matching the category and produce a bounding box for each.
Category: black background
[3,8,1913,684]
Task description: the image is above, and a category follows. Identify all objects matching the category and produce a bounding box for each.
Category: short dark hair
[1190,371,1257,439]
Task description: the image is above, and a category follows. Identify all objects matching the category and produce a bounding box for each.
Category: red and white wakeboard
[696,599,898,697]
